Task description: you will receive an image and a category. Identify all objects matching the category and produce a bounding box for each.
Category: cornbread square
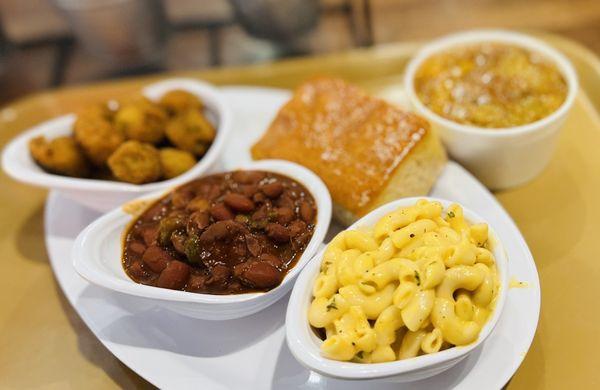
[251,77,447,225]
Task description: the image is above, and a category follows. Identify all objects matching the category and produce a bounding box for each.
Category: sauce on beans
[122,170,317,294]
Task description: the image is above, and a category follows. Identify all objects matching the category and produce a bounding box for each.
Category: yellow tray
[1,31,599,388]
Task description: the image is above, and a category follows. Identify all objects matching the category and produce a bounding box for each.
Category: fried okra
[77,102,114,122]
[165,109,216,156]
[159,148,196,179]
[159,90,203,115]
[114,98,167,144]
[73,106,124,166]
[27,89,217,184]
[29,136,90,177]
[108,141,162,184]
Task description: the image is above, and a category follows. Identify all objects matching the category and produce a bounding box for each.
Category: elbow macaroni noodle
[308,200,500,363]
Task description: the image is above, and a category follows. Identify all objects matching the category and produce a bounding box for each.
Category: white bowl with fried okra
[2,78,231,212]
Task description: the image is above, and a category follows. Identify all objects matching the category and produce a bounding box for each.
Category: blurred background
[0,0,598,105]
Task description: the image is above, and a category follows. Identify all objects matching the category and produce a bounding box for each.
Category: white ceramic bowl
[286,197,508,382]
[72,159,332,321]
[404,30,578,190]
[1,78,231,212]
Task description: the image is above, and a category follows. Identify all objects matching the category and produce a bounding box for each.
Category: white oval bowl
[286,196,508,382]
[72,159,332,321]
[404,30,578,190]
[1,78,232,212]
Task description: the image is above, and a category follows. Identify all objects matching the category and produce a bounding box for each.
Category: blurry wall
[0,0,598,104]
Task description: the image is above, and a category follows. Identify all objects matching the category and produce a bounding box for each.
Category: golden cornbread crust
[251,77,447,224]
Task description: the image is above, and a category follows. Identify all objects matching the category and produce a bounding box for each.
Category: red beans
[232,170,266,184]
[245,234,262,257]
[252,205,268,222]
[128,261,147,279]
[210,203,234,221]
[199,220,244,243]
[239,261,283,288]
[275,207,295,224]
[261,181,284,198]
[141,225,159,246]
[276,195,294,209]
[124,170,317,295]
[260,253,283,268]
[231,240,247,258]
[142,246,174,273]
[188,210,210,232]
[139,202,165,222]
[157,261,190,289]
[300,200,314,223]
[129,241,146,255]
[288,219,307,237]
[171,189,194,209]
[206,264,231,287]
[187,274,208,291]
[223,193,255,213]
[239,184,259,198]
[201,184,221,200]
[266,223,291,243]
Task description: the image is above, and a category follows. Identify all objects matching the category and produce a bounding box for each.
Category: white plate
[46,87,540,389]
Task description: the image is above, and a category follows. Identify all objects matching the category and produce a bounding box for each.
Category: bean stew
[123,170,317,294]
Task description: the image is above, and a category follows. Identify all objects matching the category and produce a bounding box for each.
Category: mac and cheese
[308,199,499,363]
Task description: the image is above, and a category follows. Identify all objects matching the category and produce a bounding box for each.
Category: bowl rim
[403,29,579,137]
[71,159,332,305]
[285,196,509,380]
[1,77,231,193]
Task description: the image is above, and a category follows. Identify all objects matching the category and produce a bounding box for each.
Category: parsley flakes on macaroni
[308,199,499,363]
